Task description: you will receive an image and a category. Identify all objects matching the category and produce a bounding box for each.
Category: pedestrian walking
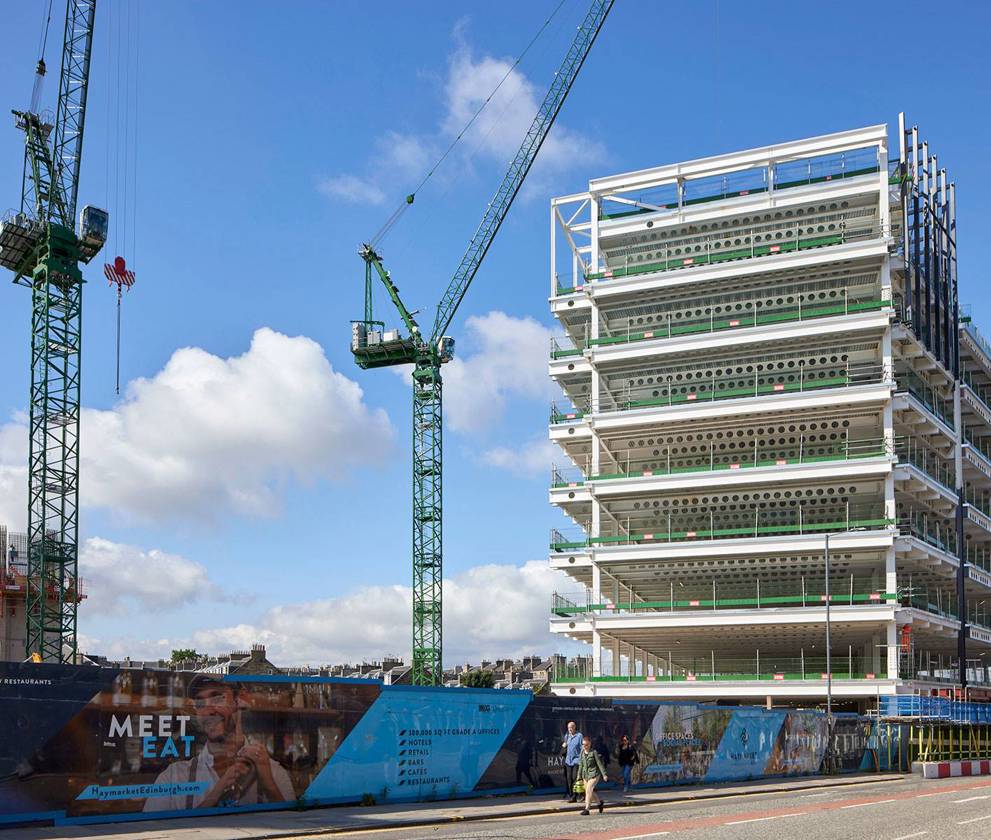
[577,736,608,815]
[616,734,638,792]
[561,721,583,802]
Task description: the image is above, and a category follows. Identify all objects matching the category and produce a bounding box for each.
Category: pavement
[10,772,911,840]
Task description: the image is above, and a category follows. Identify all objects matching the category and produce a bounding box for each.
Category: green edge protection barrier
[550,446,888,488]
[586,233,844,283]
[552,592,897,616]
[554,227,872,295]
[550,517,895,550]
[550,298,888,359]
[553,671,874,683]
[549,373,866,423]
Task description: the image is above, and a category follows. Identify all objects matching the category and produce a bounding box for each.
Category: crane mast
[0,0,106,662]
[354,0,613,685]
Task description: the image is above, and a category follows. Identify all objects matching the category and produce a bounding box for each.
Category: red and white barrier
[921,759,991,779]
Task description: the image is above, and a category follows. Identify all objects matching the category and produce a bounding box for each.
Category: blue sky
[0,0,988,665]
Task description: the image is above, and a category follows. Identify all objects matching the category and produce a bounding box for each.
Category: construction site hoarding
[0,662,865,828]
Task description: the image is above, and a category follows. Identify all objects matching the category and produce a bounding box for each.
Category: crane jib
[352,0,613,686]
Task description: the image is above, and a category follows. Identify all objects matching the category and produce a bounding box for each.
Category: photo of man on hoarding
[143,676,294,811]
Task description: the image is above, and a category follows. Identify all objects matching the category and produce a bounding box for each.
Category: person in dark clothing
[594,736,610,770]
[616,735,638,792]
[515,738,537,787]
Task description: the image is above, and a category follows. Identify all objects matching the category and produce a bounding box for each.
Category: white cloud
[375,131,433,179]
[79,537,220,615]
[442,37,605,178]
[0,416,27,531]
[407,311,555,434]
[319,24,605,205]
[80,560,573,667]
[481,437,556,479]
[0,328,395,525]
[317,174,386,206]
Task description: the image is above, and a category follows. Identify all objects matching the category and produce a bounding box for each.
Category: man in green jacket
[577,736,608,815]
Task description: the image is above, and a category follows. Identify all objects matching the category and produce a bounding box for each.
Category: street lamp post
[825,532,833,771]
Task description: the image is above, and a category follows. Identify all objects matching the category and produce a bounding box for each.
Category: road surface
[300,775,991,840]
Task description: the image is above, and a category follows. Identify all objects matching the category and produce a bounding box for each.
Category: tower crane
[0,0,107,662]
[352,0,613,686]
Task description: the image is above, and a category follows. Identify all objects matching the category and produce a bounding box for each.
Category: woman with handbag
[576,736,608,815]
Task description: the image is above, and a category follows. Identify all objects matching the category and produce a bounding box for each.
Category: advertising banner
[0,662,857,829]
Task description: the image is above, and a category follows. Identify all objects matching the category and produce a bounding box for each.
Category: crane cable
[105,0,140,394]
[30,0,55,112]
[369,0,569,249]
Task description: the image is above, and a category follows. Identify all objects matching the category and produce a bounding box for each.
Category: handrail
[552,581,896,616]
[899,510,958,555]
[964,428,991,463]
[555,216,888,295]
[895,436,955,490]
[551,362,889,422]
[895,368,954,428]
[551,436,890,488]
[596,149,880,222]
[550,293,889,358]
[552,652,876,683]
[965,487,991,519]
[591,208,878,282]
[961,367,991,415]
[550,505,892,550]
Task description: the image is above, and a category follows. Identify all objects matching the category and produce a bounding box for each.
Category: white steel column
[592,628,602,677]
[886,622,899,679]
[589,193,600,277]
[611,638,621,677]
[591,561,602,605]
[550,204,557,298]
[883,329,898,597]
[878,136,891,235]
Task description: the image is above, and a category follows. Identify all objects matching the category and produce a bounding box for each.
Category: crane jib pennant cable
[104,255,135,290]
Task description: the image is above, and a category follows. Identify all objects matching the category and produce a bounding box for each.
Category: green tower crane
[0,0,107,662]
[351,0,613,686]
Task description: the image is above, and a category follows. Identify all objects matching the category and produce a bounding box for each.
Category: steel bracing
[25,227,83,662]
[412,362,442,684]
[5,0,99,663]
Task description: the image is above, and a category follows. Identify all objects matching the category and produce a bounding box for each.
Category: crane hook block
[406,194,415,205]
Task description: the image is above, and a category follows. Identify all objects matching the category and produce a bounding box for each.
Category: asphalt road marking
[726,812,805,825]
[313,779,991,839]
[953,794,991,802]
[958,814,991,825]
[891,833,928,840]
[841,798,896,809]
[801,791,832,797]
